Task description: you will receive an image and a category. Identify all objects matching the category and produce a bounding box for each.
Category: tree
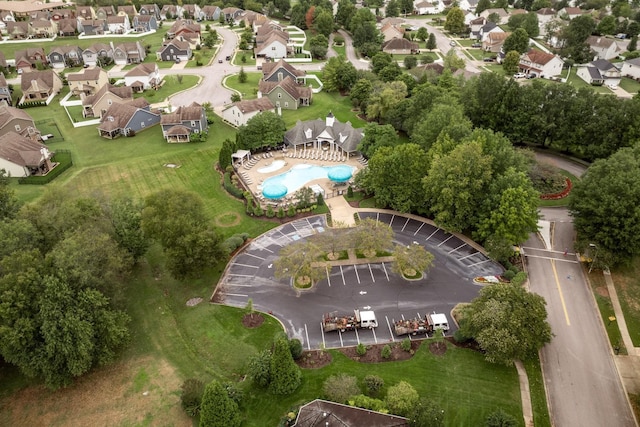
[358,123,399,158]
[274,240,325,284]
[411,103,472,151]
[364,375,384,395]
[561,15,596,63]
[311,226,352,258]
[336,0,356,28]
[366,80,407,123]
[236,111,286,150]
[314,9,334,37]
[248,349,272,387]
[503,28,530,54]
[442,49,465,71]
[323,373,360,403]
[309,34,329,58]
[502,50,520,74]
[399,0,413,16]
[416,27,428,42]
[322,56,358,92]
[0,219,42,259]
[353,22,383,53]
[596,15,616,35]
[408,398,445,427]
[269,337,301,394]
[385,381,419,416]
[200,380,241,427]
[230,93,241,103]
[180,378,205,417]
[305,5,316,30]
[371,52,394,74]
[107,197,149,262]
[629,35,638,52]
[444,7,466,35]
[426,33,437,51]
[349,7,377,34]
[352,218,394,256]
[386,0,399,17]
[0,169,20,220]
[485,409,518,427]
[457,283,552,365]
[219,138,236,170]
[487,12,502,24]
[404,55,418,69]
[358,143,429,213]
[238,66,247,83]
[476,0,491,14]
[274,0,291,15]
[569,145,640,264]
[508,12,539,38]
[350,78,374,110]
[392,243,435,277]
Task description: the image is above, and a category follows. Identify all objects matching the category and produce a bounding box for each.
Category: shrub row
[18,150,72,185]
[224,172,244,198]
[540,178,572,200]
[18,100,47,108]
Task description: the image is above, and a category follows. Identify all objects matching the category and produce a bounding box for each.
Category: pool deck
[235,149,366,207]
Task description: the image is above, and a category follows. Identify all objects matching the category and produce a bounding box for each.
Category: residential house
[255,27,291,59]
[258,76,312,110]
[80,19,107,36]
[458,0,479,12]
[483,31,510,53]
[29,18,56,38]
[47,45,83,69]
[558,7,587,20]
[124,63,162,92]
[262,59,306,83]
[469,16,486,37]
[380,22,404,42]
[382,38,419,54]
[67,67,108,96]
[537,8,556,35]
[156,39,192,62]
[518,49,564,77]
[577,59,621,86]
[284,113,364,158]
[222,7,243,22]
[222,98,275,127]
[174,33,201,50]
[82,43,113,67]
[586,36,620,60]
[463,10,476,25]
[478,22,503,42]
[57,17,78,36]
[50,9,74,21]
[166,19,201,40]
[160,5,183,20]
[0,131,53,177]
[0,52,6,69]
[139,4,161,21]
[0,102,41,140]
[132,15,158,33]
[82,84,133,118]
[160,102,207,142]
[95,5,116,20]
[14,48,47,73]
[117,5,137,19]
[97,98,160,139]
[202,6,221,21]
[0,17,7,34]
[75,6,95,21]
[414,1,445,15]
[621,57,640,80]
[293,399,408,427]
[107,15,130,34]
[0,75,11,106]
[112,41,146,65]
[182,4,205,21]
[6,21,30,39]
[479,8,508,23]
[29,11,50,21]
[20,69,63,102]
[0,10,16,24]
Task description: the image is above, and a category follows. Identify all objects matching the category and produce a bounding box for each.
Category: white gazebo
[232,149,251,166]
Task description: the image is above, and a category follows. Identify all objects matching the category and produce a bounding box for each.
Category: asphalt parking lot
[215,211,503,350]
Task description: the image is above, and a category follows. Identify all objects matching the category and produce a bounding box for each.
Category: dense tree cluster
[236,111,286,150]
[247,337,302,395]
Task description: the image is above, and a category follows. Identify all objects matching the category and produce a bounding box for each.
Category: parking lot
[215,211,503,350]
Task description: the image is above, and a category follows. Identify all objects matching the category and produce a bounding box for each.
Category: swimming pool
[262,164,355,196]
[257,160,286,174]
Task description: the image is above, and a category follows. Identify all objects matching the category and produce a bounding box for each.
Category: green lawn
[225,71,262,99]
[65,105,89,123]
[610,260,640,347]
[189,47,216,67]
[524,356,551,427]
[133,75,200,103]
[279,91,367,128]
[619,77,640,94]
[332,44,346,57]
[233,50,256,66]
[565,67,613,94]
[537,169,579,208]
[587,271,628,354]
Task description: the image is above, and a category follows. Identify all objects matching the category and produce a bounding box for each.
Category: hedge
[18,150,73,185]
[18,101,47,108]
[224,172,244,198]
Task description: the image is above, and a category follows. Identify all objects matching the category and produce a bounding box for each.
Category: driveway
[215,211,502,350]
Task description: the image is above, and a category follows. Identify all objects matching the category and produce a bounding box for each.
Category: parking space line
[225,283,253,287]
[339,330,344,347]
[401,217,410,231]
[354,265,361,284]
[437,235,454,247]
[326,266,331,287]
[304,324,311,350]
[354,328,360,344]
[277,229,294,241]
[231,262,259,269]
[340,265,346,285]
[368,264,375,282]
[448,243,466,255]
[244,253,266,261]
[389,214,396,227]
[425,229,438,241]
[381,263,390,281]
[320,322,326,349]
[228,273,255,278]
[376,212,380,222]
[468,259,491,267]
[413,222,425,235]
[371,328,377,343]
[226,293,248,297]
[458,251,479,261]
[385,316,395,342]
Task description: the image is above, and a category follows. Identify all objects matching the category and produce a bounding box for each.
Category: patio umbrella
[327,165,353,183]
[263,184,288,199]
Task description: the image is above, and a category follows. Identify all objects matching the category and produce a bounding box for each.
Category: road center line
[551,259,571,326]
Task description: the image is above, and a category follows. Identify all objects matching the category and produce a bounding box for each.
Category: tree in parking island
[455,282,552,365]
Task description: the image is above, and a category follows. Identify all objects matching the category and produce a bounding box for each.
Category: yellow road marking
[551,259,571,326]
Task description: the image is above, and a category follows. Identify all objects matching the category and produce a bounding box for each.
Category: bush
[254,204,264,216]
[248,349,272,387]
[180,378,205,417]
[223,172,244,198]
[347,186,354,197]
[200,380,241,427]
[266,205,275,218]
[401,338,411,352]
[502,269,515,281]
[356,343,367,356]
[277,206,285,218]
[385,381,419,416]
[269,338,301,395]
[349,394,387,412]
[223,382,244,405]
[222,234,246,254]
[316,193,324,206]
[287,205,296,217]
[323,373,360,403]
[381,344,392,359]
[363,375,384,395]
[511,271,528,286]
[288,338,303,360]
[485,409,517,427]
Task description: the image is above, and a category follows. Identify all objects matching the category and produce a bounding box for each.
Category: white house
[518,49,564,77]
[480,8,509,23]
[124,63,162,92]
[586,36,621,60]
[222,98,275,127]
[254,32,289,59]
[577,59,621,87]
[478,22,504,42]
[413,0,444,15]
[621,57,640,79]
[106,15,130,34]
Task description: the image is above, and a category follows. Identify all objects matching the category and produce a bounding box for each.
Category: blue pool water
[262,164,354,196]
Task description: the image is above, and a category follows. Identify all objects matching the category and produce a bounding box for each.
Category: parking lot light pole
[588,243,598,274]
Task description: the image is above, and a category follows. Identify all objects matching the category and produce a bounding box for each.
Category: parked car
[513,72,526,79]
[218,58,223,63]
[226,55,231,61]
[483,57,495,62]
[527,73,537,79]
[471,42,482,48]
[174,58,181,63]
[616,33,627,39]
[449,40,457,46]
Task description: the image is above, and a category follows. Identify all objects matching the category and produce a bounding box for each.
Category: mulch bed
[338,340,424,363]
[296,350,333,369]
[242,313,265,328]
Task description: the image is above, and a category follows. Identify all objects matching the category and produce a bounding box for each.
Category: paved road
[216,211,502,350]
[525,155,636,426]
